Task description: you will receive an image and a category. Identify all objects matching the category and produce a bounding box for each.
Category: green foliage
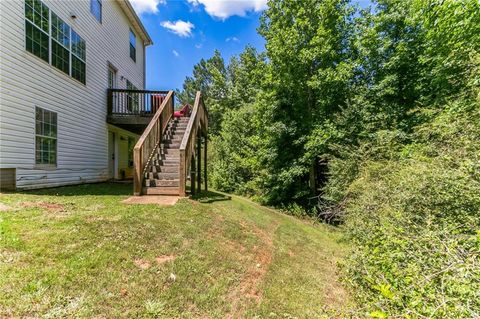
[342,102,480,317]
[179,0,480,314]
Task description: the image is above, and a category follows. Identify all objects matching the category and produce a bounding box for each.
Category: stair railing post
[179,150,186,196]
[133,147,142,195]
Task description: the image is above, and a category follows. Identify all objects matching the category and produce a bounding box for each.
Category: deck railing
[179,91,208,196]
[133,91,174,195]
[107,89,170,116]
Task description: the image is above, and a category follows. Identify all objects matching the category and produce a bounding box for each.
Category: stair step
[161,160,180,166]
[162,143,180,149]
[157,154,180,160]
[143,187,180,195]
[158,166,179,173]
[149,164,179,173]
[154,179,179,187]
[156,172,179,179]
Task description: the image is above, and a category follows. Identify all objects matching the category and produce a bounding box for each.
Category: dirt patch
[134,255,176,270]
[122,196,179,206]
[226,220,279,318]
[323,261,350,312]
[155,255,176,265]
[0,203,10,211]
[134,259,152,270]
[21,201,66,212]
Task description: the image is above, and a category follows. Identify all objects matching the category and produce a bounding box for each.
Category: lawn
[0,183,349,318]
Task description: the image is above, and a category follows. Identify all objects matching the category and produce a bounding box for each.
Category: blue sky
[130,0,371,91]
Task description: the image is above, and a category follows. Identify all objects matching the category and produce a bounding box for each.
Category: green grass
[0,183,349,318]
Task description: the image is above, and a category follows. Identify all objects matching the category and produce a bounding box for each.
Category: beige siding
[0,0,147,189]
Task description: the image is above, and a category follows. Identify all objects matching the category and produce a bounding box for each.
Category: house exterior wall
[0,0,146,189]
[107,124,137,180]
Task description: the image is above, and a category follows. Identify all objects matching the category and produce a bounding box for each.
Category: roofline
[118,0,153,46]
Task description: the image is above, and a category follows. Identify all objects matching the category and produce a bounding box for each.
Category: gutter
[119,0,153,46]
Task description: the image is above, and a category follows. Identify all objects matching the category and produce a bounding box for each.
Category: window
[24,0,86,84]
[108,65,117,89]
[71,30,86,83]
[126,79,139,112]
[90,0,102,23]
[129,29,136,62]
[51,13,70,75]
[25,0,49,63]
[35,107,57,166]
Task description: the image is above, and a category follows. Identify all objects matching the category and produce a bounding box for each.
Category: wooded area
[177,0,479,317]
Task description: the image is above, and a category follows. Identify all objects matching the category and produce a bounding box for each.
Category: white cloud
[173,50,180,57]
[161,20,195,37]
[187,0,267,19]
[226,36,240,42]
[130,0,165,15]
[195,43,203,49]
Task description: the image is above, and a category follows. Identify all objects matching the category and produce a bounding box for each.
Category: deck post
[190,155,196,195]
[133,148,142,195]
[179,150,186,196]
[197,136,201,192]
[204,134,207,192]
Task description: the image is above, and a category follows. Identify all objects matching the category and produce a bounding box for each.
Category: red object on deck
[174,104,191,117]
[151,95,165,114]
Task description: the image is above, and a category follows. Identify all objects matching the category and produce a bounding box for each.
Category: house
[0,0,153,190]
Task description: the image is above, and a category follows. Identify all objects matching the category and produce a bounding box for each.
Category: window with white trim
[90,0,102,23]
[35,107,57,166]
[129,29,136,62]
[126,79,139,112]
[24,0,86,84]
[25,0,49,63]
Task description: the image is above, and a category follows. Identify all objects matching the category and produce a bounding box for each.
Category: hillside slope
[0,183,349,318]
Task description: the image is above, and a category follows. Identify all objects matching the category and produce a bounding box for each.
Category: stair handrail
[133,90,174,195]
[179,91,208,196]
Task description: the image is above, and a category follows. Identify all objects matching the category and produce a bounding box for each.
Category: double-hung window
[71,30,86,83]
[129,29,136,62]
[35,107,57,166]
[126,80,139,112]
[90,0,102,23]
[24,0,87,84]
[25,0,49,63]
[51,13,70,74]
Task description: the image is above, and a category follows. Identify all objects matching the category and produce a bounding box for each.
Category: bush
[340,102,480,318]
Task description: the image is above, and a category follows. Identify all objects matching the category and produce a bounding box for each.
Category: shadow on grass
[12,182,133,196]
[191,190,231,203]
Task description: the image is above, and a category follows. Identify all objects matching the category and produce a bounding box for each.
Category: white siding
[0,0,147,189]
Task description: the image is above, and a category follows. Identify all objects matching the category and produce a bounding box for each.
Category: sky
[130,0,371,91]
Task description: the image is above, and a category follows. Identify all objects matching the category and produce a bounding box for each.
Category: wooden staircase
[143,117,189,195]
[131,91,208,197]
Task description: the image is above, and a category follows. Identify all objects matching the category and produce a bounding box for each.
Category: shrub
[341,102,480,318]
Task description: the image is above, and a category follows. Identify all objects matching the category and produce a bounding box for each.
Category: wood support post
[197,136,201,192]
[204,135,208,191]
[190,155,196,195]
[179,150,186,196]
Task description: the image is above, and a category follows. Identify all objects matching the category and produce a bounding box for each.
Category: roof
[118,0,153,46]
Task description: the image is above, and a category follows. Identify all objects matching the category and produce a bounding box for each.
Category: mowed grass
[0,183,349,318]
